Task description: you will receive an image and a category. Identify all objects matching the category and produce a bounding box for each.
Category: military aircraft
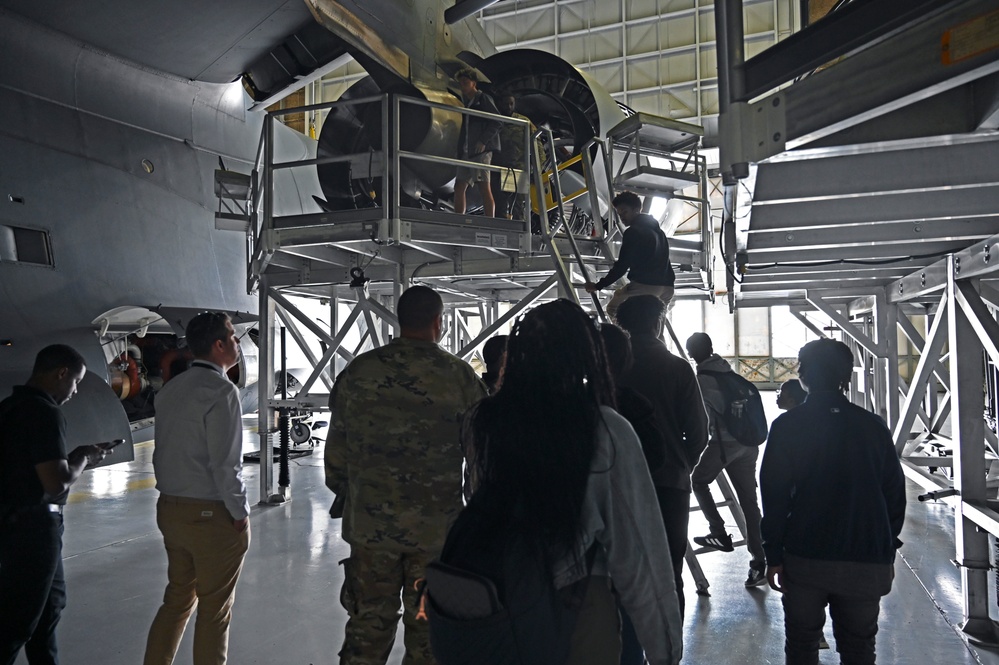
[0,1,339,456]
[0,0,655,456]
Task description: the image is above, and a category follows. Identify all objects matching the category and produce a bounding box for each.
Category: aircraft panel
[0,0,314,83]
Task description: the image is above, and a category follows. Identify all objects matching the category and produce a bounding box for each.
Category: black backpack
[699,369,768,446]
[424,494,589,665]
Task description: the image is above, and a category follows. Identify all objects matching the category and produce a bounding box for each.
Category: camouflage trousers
[339,546,435,665]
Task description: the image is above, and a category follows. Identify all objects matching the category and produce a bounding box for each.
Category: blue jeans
[0,508,66,665]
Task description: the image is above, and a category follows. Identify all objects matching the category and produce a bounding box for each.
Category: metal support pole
[870,293,896,423]
[924,305,939,425]
[948,258,999,645]
[256,281,276,505]
[715,0,747,183]
[330,290,339,377]
[273,326,290,503]
[715,0,745,112]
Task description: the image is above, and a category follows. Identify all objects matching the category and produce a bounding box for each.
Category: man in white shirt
[144,312,250,665]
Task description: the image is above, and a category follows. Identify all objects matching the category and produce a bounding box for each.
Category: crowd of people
[0,282,905,665]
[322,286,905,665]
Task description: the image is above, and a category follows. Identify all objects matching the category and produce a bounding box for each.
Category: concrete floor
[16,399,999,665]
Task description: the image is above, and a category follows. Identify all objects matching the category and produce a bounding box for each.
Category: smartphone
[102,438,126,450]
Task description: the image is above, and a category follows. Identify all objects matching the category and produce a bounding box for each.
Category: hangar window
[0,224,53,266]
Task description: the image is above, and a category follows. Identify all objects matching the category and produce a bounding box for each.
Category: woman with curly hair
[461,299,682,665]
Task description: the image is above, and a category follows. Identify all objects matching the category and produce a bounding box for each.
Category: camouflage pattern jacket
[325,337,487,552]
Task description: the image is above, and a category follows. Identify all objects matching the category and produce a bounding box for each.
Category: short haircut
[397,286,444,330]
[615,295,666,336]
[482,335,508,370]
[779,378,807,405]
[33,344,86,375]
[599,324,633,377]
[185,311,231,358]
[798,339,854,392]
[612,191,642,210]
[455,67,479,83]
[685,332,713,362]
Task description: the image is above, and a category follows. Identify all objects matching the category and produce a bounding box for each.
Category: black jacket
[614,386,667,474]
[596,214,674,289]
[760,390,906,567]
[619,334,708,491]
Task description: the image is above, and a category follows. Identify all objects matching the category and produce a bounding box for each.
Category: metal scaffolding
[713,0,999,643]
[225,91,711,505]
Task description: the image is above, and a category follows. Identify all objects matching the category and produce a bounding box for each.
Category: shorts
[457,151,492,185]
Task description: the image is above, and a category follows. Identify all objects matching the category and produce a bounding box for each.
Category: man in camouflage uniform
[325,285,487,665]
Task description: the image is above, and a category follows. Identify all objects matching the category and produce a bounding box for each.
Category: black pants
[0,509,66,665]
[782,554,894,665]
[619,608,643,665]
[654,486,690,618]
[618,488,687,664]
[490,168,524,220]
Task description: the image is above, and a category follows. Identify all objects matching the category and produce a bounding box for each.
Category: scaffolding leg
[716,470,749,545]
[664,317,687,359]
[685,539,711,596]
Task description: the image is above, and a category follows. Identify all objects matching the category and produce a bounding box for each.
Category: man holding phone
[0,344,114,664]
[144,311,249,665]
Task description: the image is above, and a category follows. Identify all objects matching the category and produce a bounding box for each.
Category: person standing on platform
[761,339,905,665]
[325,285,488,664]
[453,68,501,218]
[0,344,113,665]
[144,312,250,665]
[491,93,532,220]
[685,332,768,588]
[584,191,675,320]
[615,295,708,617]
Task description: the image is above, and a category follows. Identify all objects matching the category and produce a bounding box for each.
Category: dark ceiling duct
[242,21,349,102]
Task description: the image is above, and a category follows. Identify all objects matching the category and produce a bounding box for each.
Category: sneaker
[745,565,767,587]
[693,533,734,552]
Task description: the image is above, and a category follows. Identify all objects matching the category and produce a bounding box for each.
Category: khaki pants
[606,283,675,321]
[144,495,250,665]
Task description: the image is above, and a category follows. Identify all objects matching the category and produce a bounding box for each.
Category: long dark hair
[467,299,616,570]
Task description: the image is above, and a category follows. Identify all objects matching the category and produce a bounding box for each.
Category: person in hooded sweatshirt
[686,332,767,589]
